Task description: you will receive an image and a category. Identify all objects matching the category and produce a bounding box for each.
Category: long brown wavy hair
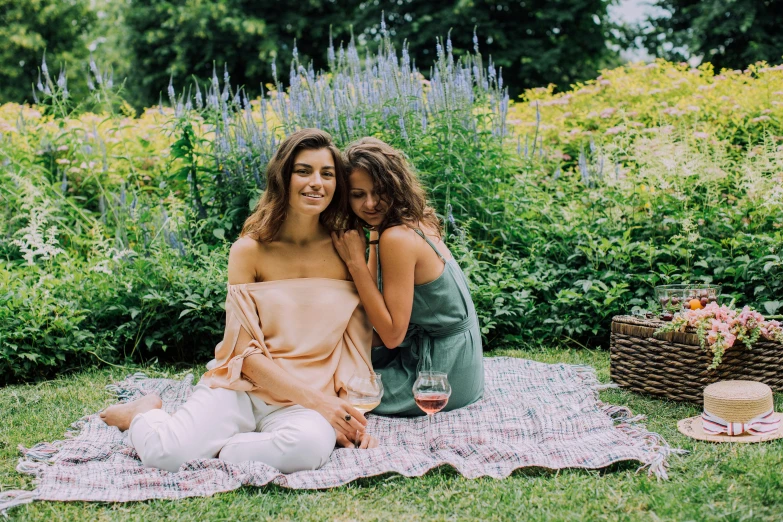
[241,128,347,242]
[343,137,442,237]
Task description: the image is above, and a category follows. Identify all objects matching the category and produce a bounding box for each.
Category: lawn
[2,347,782,521]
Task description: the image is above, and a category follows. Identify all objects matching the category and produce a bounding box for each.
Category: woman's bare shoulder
[230,235,264,255]
[379,225,418,245]
[228,236,265,284]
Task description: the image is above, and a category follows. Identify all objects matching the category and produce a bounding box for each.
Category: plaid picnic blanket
[1,357,678,514]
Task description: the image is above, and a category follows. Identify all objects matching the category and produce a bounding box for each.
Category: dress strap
[375,243,383,293]
[412,228,446,263]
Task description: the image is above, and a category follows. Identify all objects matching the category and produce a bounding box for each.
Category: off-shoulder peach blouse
[200,278,374,406]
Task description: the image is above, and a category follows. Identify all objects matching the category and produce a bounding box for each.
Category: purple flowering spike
[57,66,66,88]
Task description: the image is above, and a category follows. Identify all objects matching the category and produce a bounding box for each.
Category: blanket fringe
[570,364,620,392]
[18,443,59,463]
[571,364,685,480]
[105,372,148,402]
[0,490,38,517]
[7,423,86,514]
[15,443,56,482]
[600,403,688,480]
[3,373,151,516]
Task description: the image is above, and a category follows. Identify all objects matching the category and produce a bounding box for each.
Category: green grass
[2,348,783,521]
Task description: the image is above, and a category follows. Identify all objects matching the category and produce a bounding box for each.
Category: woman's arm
[238,330,367,443]
[243,349,377,448]
[227,238,368,444]
[332,227,416,348]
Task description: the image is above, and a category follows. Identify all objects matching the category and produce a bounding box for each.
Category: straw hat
[677,380,783,443]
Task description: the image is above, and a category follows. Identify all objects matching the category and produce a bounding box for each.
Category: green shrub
[0,261,99,384]
[0,247,230,385]
[82,246,229,364]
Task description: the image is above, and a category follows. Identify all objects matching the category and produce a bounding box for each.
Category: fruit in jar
[689,298,703,310]
[660,311,674,321]
[700,297,709,307]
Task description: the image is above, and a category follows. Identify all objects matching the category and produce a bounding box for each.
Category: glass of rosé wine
[412,371,451,449]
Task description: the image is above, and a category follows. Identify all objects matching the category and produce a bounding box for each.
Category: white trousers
[128,384,336,473]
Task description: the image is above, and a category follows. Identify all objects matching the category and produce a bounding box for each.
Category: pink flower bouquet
[656,302,783,369]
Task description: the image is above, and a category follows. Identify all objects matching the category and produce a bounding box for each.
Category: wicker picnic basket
[610,315,783,404]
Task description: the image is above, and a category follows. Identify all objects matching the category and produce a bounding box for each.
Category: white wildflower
[90,260,113,275]
[12,214,65,265]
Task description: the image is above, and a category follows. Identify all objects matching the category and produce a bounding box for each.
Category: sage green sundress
[372,228,484,416]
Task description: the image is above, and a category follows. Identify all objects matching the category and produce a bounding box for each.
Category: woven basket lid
[703,380,773,423]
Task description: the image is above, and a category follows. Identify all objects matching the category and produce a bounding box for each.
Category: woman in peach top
[101,129,377,473]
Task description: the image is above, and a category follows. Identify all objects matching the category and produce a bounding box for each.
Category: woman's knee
[278,418,336,472]
[269,411,336,472]
[218,412,336,473]
[129,413,193,472]
[137,442,192,473]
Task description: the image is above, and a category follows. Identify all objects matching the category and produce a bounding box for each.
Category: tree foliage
[1,0,620,106]
[354,0,620,97]
[124,0,354,109]
[640,0,783,69]
[123,0,617,107]
[0,0,95,103]
[124,0,268,108]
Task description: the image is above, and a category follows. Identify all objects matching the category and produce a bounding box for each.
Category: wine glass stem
[427,413,433,450]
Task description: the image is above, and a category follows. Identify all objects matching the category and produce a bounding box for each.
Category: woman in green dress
[331,137,484,416]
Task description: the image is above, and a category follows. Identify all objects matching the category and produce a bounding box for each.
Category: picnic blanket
[0,357,680,514]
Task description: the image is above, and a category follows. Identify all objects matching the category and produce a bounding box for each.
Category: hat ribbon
[701,409,780,436]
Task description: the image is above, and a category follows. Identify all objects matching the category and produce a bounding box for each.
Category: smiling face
[348,167,388,227]
[287,148,337,216]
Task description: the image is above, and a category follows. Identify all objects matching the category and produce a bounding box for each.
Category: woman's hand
[331,229,367,272]
[335,431,379,449]
[310,393,367,441]
[356,432,379,449]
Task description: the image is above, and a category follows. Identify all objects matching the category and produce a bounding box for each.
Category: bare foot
[100,394,162,431]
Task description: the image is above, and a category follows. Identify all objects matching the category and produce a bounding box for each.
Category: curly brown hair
[343,137,442,237]
[241,128,347,242]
